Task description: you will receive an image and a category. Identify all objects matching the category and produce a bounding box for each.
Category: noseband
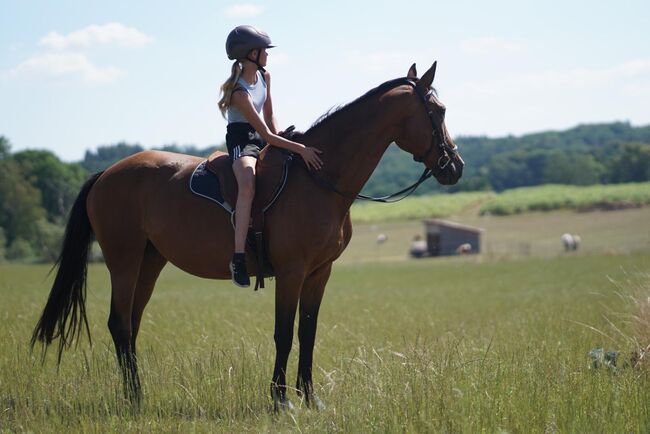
[405,79,459,172]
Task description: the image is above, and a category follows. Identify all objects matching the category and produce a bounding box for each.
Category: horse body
[89,149,352,279]
[32,62,464,410]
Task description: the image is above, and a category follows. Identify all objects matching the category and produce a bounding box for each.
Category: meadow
[351,181,650,223]
[1,208,650,432]
[478,182,650,216]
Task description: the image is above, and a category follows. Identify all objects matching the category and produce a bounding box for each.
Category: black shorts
[226,123,267,162]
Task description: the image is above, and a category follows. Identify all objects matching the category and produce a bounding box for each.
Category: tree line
[0,138,218,262]
[1,121,649,261]
[362,121,650,195]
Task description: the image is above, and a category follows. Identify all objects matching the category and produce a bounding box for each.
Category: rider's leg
[231,155,257,286]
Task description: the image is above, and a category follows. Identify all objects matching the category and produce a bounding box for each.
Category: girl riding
[218,25,323,287]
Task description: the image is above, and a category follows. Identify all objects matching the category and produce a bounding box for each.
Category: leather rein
[303,78,458,203]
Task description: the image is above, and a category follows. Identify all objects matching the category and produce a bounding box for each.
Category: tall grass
[2,252,650,432]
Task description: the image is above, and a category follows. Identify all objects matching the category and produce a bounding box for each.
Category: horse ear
[419,61,438,88]
[407,63,417,78]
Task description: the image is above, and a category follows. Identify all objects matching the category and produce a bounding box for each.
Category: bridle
[407,79,459,173]
[302,77,460,203]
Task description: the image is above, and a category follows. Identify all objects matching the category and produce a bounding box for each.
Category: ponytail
[218,61,243,118]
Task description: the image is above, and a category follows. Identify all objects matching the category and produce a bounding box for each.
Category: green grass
[479,182,650,216]
[342,205,650,263]
[2,251,650,432]
[348,182,650,224]
[350,191,493,223]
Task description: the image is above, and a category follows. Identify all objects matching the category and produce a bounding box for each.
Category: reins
[302,165,432,203]
[297,77,455,203]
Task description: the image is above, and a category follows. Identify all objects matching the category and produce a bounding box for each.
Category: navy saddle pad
[188,160,234,214]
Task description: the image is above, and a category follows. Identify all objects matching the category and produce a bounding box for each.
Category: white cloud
[10,52,125,84]
[455,59,650,99]
[224,4,264,18]
[39,23,153,50]
[460,36,525,56]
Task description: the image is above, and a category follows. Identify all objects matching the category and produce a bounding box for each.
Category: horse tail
[30,171,104,363]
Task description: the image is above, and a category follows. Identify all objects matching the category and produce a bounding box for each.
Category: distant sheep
[456,243,472,255]
[561,233,581,251]
[376,234,387,244]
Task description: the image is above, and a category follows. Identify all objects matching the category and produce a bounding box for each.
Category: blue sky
[1,0,649,161]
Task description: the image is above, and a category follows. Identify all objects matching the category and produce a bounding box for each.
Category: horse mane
[284,77,437,143]
[308,77,416,131]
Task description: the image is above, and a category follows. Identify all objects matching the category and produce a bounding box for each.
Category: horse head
[394,62,464,185]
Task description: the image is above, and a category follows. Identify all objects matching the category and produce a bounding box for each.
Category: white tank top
[227,70,267,124]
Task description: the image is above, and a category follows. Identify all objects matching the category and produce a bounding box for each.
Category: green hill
[361,121,650,196]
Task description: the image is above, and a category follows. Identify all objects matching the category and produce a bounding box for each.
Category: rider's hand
[300,146,323,171]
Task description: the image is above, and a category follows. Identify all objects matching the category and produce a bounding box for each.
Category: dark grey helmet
[226,25,275,60]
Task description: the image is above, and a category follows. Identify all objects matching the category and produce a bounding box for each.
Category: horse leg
[270,271,304,411]
[131,241,167,355]
[104,238,147,404]
[296,263,331,410]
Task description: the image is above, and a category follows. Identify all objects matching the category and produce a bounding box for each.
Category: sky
[1,0,649,161]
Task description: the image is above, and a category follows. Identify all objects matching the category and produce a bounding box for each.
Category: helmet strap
[246,49,266,73]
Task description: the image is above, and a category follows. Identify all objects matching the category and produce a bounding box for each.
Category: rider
[218,25,323,287]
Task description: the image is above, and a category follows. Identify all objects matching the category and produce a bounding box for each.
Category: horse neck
[302,89,407,199]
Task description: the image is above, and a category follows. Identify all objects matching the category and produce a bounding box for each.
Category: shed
[423,219,483,256]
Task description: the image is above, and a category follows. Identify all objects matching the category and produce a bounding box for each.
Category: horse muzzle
[433,154,464,185]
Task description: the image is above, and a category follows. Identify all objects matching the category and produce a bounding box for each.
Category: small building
[423,219,483,256]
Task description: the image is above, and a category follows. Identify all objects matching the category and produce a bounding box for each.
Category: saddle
[189,145,294,290]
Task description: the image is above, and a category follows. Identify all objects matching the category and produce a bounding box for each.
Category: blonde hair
[218,61,243,118]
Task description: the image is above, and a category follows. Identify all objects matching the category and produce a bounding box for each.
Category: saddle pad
[189,160,234,214]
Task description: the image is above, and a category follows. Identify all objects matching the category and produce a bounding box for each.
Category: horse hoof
[274,397,295,413]
[309,394,325,411]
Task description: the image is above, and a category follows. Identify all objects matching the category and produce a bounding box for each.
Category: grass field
[342,205,650,263]
[478,182,650,216]
[1,209,650,432]
[350,191,494,223]
[350,181,650,223]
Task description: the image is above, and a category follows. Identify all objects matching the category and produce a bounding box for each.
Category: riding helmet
[226,25,275,60]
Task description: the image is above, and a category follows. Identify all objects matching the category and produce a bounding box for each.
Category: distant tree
[452,121,650,190]
[543,152,605,185]
[82,142,144,172]
[6,237,34,261]
[0,159,46,245]
[34,219,64,262]
[487,150,549,191]
[12,150,88,222]
[0,136,10,159]
[608,143,650,183]
[81,142,224,173]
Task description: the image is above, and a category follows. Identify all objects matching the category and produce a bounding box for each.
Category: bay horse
[31,62,464,410]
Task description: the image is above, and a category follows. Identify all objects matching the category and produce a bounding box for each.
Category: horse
[30,61,464,410]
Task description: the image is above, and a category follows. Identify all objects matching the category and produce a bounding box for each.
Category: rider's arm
[262,71,279,135]
[230,91,322,170]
